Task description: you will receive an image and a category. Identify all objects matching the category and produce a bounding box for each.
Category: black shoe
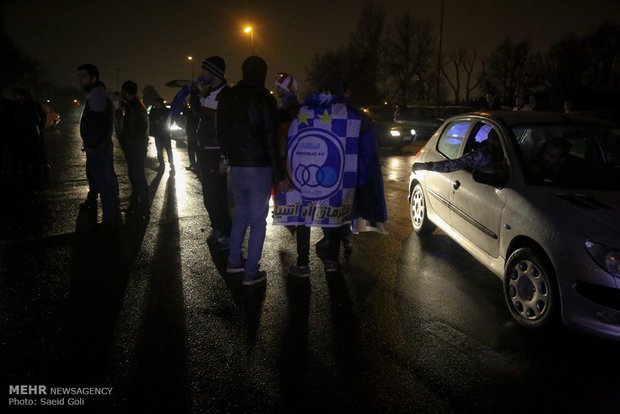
[323,260,339,273]
[342,238,353,252]
[315,237,329,248]
[288,265,311,278]
[80,199,97,211]
[242,270,267,286]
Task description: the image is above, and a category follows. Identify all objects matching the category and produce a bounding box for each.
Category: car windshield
[512,123,620,189]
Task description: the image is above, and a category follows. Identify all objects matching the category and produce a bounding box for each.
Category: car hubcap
[507,259,549,320]
[411,189,425,229]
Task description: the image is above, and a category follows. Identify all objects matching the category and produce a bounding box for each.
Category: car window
[464,124,493,154]
[512,123,620,189]
[437,121,471,159]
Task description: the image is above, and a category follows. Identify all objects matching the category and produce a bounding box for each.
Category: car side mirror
[472,169,506,188]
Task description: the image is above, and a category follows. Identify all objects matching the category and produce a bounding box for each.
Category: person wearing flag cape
[273,73,387,275]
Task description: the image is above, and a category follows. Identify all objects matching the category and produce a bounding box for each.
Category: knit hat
[275,72,298,93]
[201,56,226,79]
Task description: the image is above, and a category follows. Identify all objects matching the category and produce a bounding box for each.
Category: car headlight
[410,129,416,136]
[390,130,401,137]
[585,240,620,277]
[170,122,182,131]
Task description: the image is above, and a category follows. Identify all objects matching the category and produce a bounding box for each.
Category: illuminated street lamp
[187,56,194,80]
[244,26,255,55]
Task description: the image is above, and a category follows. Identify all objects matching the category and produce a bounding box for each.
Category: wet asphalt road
[1,119,620,413]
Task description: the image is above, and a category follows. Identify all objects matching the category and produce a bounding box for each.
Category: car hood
[536,188,620,245]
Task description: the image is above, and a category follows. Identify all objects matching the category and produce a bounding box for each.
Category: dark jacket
[148,105,170,138]
[190,82,228,149]
[80,83,113,149]
[118,97,148,150]
[217,80,284,181]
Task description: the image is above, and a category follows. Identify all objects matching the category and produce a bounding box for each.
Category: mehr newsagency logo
[8,385,113,408]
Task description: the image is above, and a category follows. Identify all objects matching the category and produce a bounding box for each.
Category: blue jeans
[85,140,119,223]
[228,166,272,275]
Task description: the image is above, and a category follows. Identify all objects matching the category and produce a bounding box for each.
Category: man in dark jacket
[118,80,150,218]
[149,97,174,172]
[184,101,199,171]
[190,56,232,249]
[77,63,120,226]
[218,56,286,286]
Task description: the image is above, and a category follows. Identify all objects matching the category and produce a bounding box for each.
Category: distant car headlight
[410,129,416,136]
[170,122,182,131]
[585,240,620,277]
[390,130,401,137]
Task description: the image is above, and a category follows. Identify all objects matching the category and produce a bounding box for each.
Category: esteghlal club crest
[289,127,344,201]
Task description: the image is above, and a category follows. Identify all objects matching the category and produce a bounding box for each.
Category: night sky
[3,0,620,100]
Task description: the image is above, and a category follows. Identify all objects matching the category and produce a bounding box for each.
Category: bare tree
[583,22,620,95]
[485,38,534,101]
[303,4,385,105]
[303,47,349,98]
[440,49,464,103]
[384,13,435,105]
[462,50,486,103]
[348,3,385,105]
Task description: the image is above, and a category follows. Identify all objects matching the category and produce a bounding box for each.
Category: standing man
[77,64,120,227]
[184,100,199,171]
[149,97,174,172]
[118,80,150,219]
[218,56,286,285]
[190,56,232,248]
[273,73,387,274]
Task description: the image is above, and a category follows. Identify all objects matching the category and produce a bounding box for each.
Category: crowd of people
[481,87,575,113]
[76,56,388,285]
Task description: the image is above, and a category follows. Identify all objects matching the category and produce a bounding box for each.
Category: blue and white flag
[273,93,361,227]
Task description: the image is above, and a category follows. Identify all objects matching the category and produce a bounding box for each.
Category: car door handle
[453,180,461,190]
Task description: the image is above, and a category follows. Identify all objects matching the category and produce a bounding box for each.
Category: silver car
[409,111,620,340]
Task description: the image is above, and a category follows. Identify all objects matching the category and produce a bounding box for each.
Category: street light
[187,56,194,80]
[244,26,255,55]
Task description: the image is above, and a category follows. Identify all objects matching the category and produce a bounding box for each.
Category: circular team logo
[289,127,344,200]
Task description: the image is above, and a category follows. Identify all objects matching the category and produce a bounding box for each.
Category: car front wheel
[410,183,436,235]
[504,247,559,328]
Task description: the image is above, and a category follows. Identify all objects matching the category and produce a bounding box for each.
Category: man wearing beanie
[189,55,232,249]
[118,80,150,219]
[218,56,287,286]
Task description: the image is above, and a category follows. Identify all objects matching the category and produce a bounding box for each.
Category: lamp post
[187,56,194,80]
[244,26,255,55]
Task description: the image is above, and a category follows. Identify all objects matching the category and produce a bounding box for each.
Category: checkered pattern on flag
[273,95,361,227]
